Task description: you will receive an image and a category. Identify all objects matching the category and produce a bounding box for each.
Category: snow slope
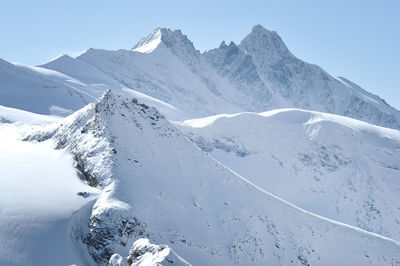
[0,58,95,115]
[175,108,400,241]
[0,53,182,119]
[0,123,98,266]
[69,25,400,129]
[23,91,400,265]
[40,54,183,119]
[0,104,60,124]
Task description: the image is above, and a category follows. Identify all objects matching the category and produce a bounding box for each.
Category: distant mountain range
[1,25,399,128]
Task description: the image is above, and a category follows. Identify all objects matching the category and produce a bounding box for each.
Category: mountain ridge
[75,24,400,129]
[0,25,398,128]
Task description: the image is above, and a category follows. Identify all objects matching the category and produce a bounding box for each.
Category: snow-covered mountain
[1,24,400,266]
[75,31,243,119]
[1,25,399,128]
[69,25,400,129]
[9,91,398,265]
[175,108,400,241]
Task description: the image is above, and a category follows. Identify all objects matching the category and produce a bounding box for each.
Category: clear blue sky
[1,0,399,109]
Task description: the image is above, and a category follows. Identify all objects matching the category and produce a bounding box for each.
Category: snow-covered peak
[95,89,164,124]
[38,25,400,129]
[132,27,198,57]
[132,28,163,53]
[239,24,292,63]
[250,24,278,36]
[27,90,168,188]
[44,53,74,64]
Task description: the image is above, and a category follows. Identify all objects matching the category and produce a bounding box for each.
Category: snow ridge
[175,108,400,240]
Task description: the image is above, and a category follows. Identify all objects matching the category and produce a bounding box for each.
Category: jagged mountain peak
[251,24,277,35]
[94,89,164,123]
[240,24,292,62]
[132,27,198,56]
[26,90,170,188]
[51,25,400,129]
[98,89,164,118]
[132,28,163,53]
[218,40,228,49]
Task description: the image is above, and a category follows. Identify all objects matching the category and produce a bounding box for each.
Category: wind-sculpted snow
[22,92,400,265]
[175,108,400,241]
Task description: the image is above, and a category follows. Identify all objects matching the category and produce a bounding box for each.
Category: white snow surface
[0,58,93,116]
[110,238,191,266]
[0,104,61,124]
[18,91,400,265]
[0,123,98,266]
[132,28,163,53]
[127,238,171,266]
[175,108,400,241]
[109,254,123,266]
